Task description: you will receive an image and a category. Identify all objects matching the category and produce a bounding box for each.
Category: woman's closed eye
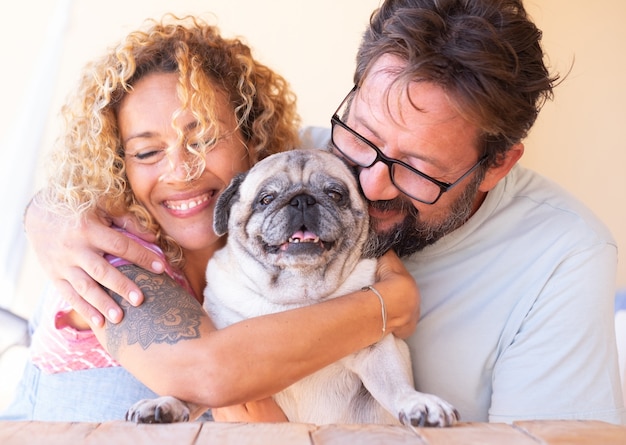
[127,147,168,164]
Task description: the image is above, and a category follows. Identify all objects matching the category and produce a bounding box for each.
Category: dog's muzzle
[265,193,335,255]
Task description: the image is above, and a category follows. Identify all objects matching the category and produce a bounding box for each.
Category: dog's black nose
[290,194,316,210]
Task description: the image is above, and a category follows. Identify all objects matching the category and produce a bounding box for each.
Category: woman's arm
[91,251,419,409]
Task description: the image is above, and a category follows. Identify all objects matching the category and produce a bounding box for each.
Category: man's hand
[24,196,165,326]
[211,398,288,422]
[375,250,420,339]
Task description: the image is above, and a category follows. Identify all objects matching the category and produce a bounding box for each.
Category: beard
[366,172,484,258]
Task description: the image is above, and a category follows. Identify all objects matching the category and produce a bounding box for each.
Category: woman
[5,14,419,421]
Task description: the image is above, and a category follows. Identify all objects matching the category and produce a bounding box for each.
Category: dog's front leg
[345,335,458,427]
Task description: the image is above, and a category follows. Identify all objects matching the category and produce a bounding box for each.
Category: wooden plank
[85,421,203,445]
[0,421,99,445]
[195,422,316,445]
[0,421,314,445]
[312,423,425,445]
[2,420,626,444]
[412,422,539,445]
[514,420,626,445]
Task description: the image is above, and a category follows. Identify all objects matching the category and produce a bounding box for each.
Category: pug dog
[126,148,458,427]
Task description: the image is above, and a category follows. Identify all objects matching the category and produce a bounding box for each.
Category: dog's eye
[327,190,343,203]
[260,193,275,205]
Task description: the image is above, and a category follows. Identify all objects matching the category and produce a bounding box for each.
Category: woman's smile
[163,191,214,215]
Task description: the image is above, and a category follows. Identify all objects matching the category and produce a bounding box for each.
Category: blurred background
[1,0,625,408]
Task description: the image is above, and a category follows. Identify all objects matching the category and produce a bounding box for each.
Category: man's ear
[478,143,524,192]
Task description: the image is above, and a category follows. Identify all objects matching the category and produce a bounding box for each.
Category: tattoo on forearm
[105,264,202,358]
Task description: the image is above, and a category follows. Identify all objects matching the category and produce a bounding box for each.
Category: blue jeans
[0,361,213,422]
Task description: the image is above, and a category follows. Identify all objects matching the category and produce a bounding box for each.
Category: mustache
[362,196,420,259]
[368,196,419,219]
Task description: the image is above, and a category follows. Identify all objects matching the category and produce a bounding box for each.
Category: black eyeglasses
[330,86,487,205]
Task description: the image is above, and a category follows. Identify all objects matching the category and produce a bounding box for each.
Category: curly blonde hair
[40,14,300,266]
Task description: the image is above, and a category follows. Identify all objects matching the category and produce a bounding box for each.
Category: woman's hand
[24,195,165,326]
[374,250,420,339]
[211,398,288,422]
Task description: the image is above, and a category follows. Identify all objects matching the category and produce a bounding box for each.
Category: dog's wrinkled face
[214,149,369,283]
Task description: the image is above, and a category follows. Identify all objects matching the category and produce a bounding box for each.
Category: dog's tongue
[291,230,318,241]
[280,229,322,251]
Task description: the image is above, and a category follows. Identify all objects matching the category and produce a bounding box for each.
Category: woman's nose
[358,161,401,202]
[160,147,197,182]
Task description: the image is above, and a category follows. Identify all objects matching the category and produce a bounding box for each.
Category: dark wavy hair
[355,0,560,166]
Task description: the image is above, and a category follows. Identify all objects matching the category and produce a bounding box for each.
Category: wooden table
[1,420,626,444]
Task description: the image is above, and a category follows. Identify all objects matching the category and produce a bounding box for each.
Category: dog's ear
[214,171,248,236]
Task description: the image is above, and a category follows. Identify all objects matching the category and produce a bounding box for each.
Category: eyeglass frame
[330,85,488,205]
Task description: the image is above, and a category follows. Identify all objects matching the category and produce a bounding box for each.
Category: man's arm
[24,195,165,326]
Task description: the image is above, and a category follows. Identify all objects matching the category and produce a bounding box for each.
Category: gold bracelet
[362,285,387,342]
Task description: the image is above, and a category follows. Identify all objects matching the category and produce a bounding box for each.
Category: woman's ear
[479,143,524,192]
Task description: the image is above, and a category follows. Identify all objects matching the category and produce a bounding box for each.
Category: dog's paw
[397,392,459,428]
[126,396,190,424]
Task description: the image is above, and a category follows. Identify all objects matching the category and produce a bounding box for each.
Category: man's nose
[358,161,401,202]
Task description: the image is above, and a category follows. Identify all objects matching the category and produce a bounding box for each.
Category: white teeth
[288,237,320,244]
[165,195,208,211]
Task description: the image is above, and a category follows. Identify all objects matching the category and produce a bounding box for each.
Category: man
[24,0,624,423]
